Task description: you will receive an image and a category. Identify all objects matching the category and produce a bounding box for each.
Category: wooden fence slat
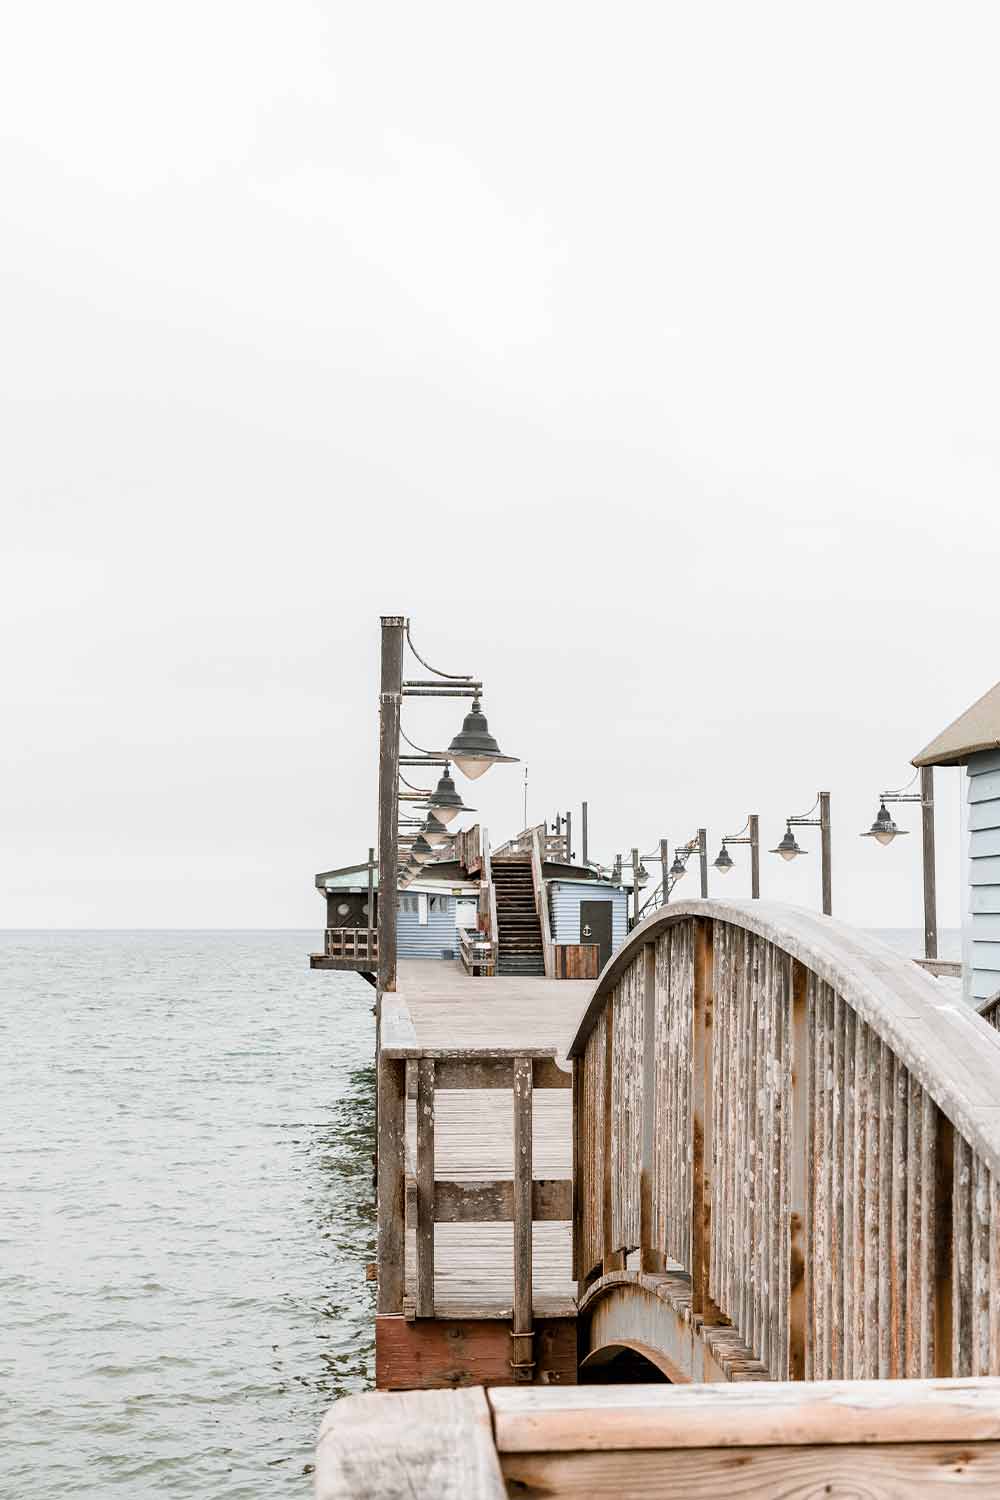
[416,1057,435,1318]
[512,1056,533,1382]
[377,1056,406,1315]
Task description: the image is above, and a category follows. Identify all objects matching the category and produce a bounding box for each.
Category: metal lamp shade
[447,697,519,780]
[714,845,735,874]
[862,801,907,846]
[669,854,687,879]
[636,863,650,886]
[409,836,435,863]
[422,812,451,847]
[425,770,473,825]
[770,825,805,861]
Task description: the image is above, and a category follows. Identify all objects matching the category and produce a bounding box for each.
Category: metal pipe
[581,802,589,866]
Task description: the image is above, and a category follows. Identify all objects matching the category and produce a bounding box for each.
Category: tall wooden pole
[660,838,670,906]
[377,615,404,995]
[698,827,708,898]
[581,801,589,867]
[367,845,375,954]
[565,810,572,863]
[750,815,760,899]
[819,791,832,917]
[921,766,938,960]
[632,847,641,927]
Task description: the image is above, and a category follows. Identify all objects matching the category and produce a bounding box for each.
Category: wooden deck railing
[377,997,572,1381]
[569,898,1000,1383]
[458,926,495,976]
[325,926,377,962]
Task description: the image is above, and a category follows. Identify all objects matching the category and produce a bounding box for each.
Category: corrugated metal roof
[913,679,1000,767]
[316,864,475,894]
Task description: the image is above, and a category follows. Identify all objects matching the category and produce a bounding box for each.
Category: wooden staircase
[492,858,545,976]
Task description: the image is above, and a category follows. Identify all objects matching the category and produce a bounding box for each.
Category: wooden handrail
[531,828,554,978]
[570,897,1000,1384]
[481,826,499,971]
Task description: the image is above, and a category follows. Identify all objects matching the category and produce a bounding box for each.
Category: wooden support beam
[788,957,809,1378]
[640,941,663,1273]
[377,615,404,995]
[691,917,714,1316]
[921,766,938,961]
[416,1057,435,1318]
[377,1056,406,1314]
[512,1056,534,1381]
[602,992,625,1274]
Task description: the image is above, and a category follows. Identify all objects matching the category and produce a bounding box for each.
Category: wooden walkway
[386,961,589,1318]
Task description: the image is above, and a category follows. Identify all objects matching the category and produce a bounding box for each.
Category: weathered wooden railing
[325,926,377,962]
[570,898,1000,1384]
[493,824,569,863]
[316,1378,1000,1498]
[458,926,495,976]
[377,997,572,1382]
[453,824,483,876]
[979,990,1000,1031]
[531,827,555,978]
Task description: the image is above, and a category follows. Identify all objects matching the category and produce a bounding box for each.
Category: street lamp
[715,815,760,896]
[376,616,520,994]
[771,792,832,915]
[421,812,452,847]
[446,696,518,780]
[860,768,937,960]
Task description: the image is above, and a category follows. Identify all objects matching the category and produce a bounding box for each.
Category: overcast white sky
[3,2,998,929]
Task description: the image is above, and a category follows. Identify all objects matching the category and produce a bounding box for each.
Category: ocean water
[2,931,375,1499]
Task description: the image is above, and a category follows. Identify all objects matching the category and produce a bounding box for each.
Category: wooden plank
[690,917,713,1317]
[416,1057,435,1318]
[602,992,624,1272]
[316,1386,506,1499]
[375,1315,576,1391]
[488,1377,1000,1449]
[512,1056,534,1381]
[430,1178,572,1223]
[377,1055,406,1314]
[787,959,808,1379]
[639,940,661,1272]
[498,1442,1000,1496]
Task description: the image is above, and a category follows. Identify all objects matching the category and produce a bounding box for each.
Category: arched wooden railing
[569,899,1000,1383]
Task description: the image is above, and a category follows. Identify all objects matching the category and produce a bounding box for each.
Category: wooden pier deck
[376,960,591,1387]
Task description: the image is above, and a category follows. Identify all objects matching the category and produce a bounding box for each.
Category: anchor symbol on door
[582,924,592,937]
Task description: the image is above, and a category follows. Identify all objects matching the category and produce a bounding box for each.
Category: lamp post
[860,767,937,960]
[376,616,518,996]
[771,792,832,916]
[714,815,760,898]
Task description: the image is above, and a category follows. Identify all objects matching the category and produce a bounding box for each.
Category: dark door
[579,900,613,972]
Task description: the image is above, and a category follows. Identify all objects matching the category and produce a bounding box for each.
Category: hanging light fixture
[424,767,473,825]
[861,800,907,846]
[636,862,650,886]
[446,696,518,780]
[714,844,735,874]
[770,824,805,861]
[421,812,452,847]
[409,835,435,863]
[669,852,688,879]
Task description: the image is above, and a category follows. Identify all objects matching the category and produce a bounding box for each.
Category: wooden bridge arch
[570,898,1000,1384]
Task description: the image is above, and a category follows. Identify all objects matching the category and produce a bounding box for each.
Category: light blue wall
[548,881,628,954]
[968,747,1000,1002]
[397,894,464,960]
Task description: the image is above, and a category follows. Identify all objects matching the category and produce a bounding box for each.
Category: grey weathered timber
[416,1057,435,1317]
[570,898,1000,1386]
[512,1056,534,1380]
[377,1056,406,1313]
[315,1386,506,1500]
[921,767,938,960]
[820,791,832,917]
[376,615,404,994]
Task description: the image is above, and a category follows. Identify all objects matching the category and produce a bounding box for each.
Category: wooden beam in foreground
[316,1377,1000,1499]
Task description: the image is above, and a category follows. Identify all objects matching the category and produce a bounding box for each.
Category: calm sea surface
[2,931,374,1498]
[2,925,962,1498]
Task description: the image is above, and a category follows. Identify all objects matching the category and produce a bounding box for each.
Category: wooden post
[640,941,663,1272]
[565,810,572,863]
[377,616,405,994]
[631,847,640,927]
[660,839,669,905]
[367,845,375,959]
[699,828,708,899]
[416,1057,436,1318]
[819,792,832,917]
[602,992,625,1273]
[691,918,714,1316]
[933,1110,954,1376]
[512,1057,534,1381]
[788,959,809,1378]
[921,767,938,961]
[377,1055,406,1313]
[581,802,589,866]
[750,815,760,900]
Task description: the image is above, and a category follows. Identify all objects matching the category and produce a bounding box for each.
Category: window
[397,895,418,914]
